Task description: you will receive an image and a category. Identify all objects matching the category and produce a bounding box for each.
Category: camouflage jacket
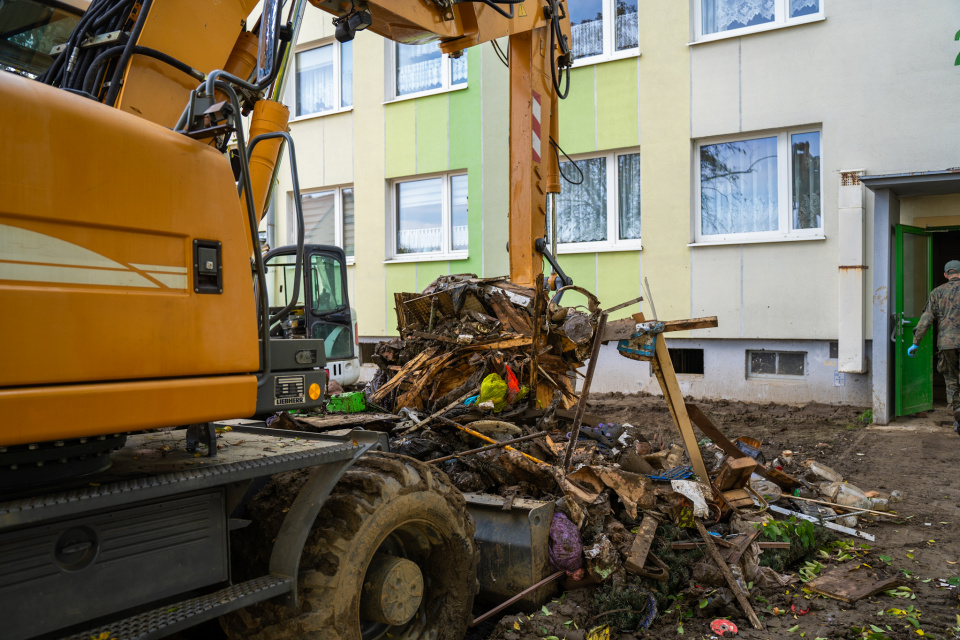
[914,278,960,349]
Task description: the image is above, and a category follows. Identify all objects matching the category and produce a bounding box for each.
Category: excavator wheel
[222,452,478,640]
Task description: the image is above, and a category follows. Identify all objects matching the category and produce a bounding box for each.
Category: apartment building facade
[270,0,960,424]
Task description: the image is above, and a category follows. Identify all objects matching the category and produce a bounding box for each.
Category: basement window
[669,348,705,375]
[748,350,805,378]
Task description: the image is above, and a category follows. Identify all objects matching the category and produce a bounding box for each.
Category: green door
[895,225,933,416]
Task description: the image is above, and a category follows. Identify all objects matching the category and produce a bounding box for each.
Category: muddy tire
[222,452,477,640]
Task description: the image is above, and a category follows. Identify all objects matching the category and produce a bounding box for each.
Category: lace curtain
[700,137,779,235]
[341,189,355,257]
[396,178,443,254]
[296,46,334,116]
[791,0,819,17]
[702,0,774,34]
[396,44,467,95]
[618,153,641,240]
[570,2,639,59]
[557,158,607,243]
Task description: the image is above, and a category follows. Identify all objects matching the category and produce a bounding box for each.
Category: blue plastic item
[645,465,694,482]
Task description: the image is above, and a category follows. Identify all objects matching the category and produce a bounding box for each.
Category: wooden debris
[695,520,763,630]
[625,514,659,573]
[806,562,904,603]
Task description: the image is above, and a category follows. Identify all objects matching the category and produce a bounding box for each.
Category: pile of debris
[367,275,602,413]
[290,275,902,635]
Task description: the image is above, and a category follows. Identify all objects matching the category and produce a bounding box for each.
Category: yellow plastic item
[478,373,508,412]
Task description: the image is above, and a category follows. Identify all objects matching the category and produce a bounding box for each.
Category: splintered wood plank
[487,291,533,335]
[370,347,436,403]
[695,521,763,630]
[806,563,904,603]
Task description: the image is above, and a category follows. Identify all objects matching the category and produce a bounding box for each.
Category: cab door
[895,225,933,416]
[303,246,354,361]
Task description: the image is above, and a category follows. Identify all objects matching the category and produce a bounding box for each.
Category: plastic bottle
[805,461,843,483]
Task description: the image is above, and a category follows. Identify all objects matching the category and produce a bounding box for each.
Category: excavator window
[0,0,82,77]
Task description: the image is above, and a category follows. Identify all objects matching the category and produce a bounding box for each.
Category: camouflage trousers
[937,348,960,412]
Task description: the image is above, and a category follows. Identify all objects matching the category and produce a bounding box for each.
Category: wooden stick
[563,312,607,471]
[604,295,643,315]
[695,521,763,630]
[437,416,550,466]
[471,571,564,627]
[428,431,549,464]
[787,494,899,518]
[400,388,478,435]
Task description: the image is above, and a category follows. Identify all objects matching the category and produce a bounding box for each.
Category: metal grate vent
[841,170,865,186]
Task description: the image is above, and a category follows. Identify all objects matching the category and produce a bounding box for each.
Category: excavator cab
[264,244,361,387]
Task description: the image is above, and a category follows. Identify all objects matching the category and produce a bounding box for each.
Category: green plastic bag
[478,373,508,412]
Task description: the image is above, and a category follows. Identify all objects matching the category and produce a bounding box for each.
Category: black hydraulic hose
[213,81,273,387]
[43,0,114,85]
[548,0,571,100]
[104,0,153,106]
[248,131,305,328]
[93,0,135,29]
[83,45,204,95]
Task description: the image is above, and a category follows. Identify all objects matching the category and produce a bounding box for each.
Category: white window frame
[554,149,642,254]
[387,172,469,262]
[290,38,352,121]
[291,185,355,265]
[693,0,824,44]
[386,42,467,102]
[693,128,824,246]
[571,0,640,67]
[746,350,807,380]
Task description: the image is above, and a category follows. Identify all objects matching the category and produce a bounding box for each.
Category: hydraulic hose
[104,0,153,106]
[82,45,204,95]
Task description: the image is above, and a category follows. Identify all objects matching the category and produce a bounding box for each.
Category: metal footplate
[63,575,294,640]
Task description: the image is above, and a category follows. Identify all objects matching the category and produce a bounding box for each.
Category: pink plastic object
[710,619,738,637]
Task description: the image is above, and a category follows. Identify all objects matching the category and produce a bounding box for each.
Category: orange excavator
[0,1,571,638]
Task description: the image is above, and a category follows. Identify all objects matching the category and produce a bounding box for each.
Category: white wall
[586,338,871,406]
[688,0,960,344]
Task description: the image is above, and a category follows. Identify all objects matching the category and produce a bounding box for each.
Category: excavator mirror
[256,0,282,84]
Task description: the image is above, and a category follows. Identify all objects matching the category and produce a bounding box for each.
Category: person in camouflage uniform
[909,260,960,430]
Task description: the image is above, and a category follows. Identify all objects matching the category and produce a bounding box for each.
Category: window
[553,151,641,252]
[696,0,822,41]
[748,350,805,378]
[670,348,705,374]
[391,173,468,259]
[296,187,355,260]
[392,43,467,99]
[569,0,639,63]
[696,129,821,243]
[295,40,352,117]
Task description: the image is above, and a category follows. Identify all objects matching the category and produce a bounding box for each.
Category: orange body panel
[246,100,290,223]
[0,74,259,397]
[116,0,258,128]
[0,376,257,446]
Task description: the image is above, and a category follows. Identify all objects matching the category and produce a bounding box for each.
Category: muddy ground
[469,393,960,640]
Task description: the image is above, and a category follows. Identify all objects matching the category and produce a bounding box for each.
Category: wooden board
[602,316,719,342]
[641,312,711,488]
[685,403,804,491]
[806,562,904,603]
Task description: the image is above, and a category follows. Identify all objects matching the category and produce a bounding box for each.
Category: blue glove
[907,344,918,357]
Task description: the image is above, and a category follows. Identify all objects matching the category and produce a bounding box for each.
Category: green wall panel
[596,59,639,150]
[557,253,597,308]
[598,251,641,320]
[558,66,596,155]
[416,261,450,290]
[416,95,450,174]
[385,262,417,335]
[449,94,481,170]
[385,100,416,178]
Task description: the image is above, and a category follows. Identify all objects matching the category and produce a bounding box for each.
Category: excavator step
[63,575,293,640]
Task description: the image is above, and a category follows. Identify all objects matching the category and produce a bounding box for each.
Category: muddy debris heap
[283,274,903,636]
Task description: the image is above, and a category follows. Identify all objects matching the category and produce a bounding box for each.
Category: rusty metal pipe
[471,571,564,627]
